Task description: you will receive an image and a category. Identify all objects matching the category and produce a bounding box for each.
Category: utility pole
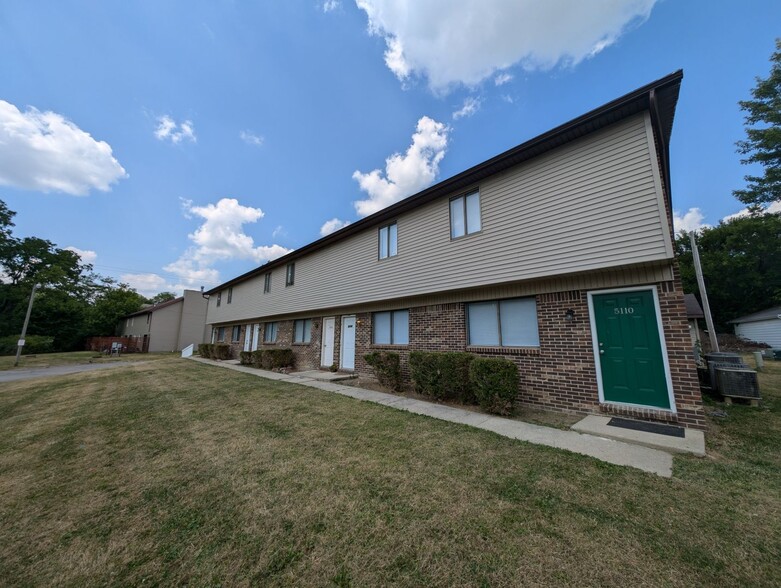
[14,283,42,367]
[689,232,719,352]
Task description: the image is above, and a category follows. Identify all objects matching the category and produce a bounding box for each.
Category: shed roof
[684,294,704,319]
[205,70,683,295]
[728,306,781,325]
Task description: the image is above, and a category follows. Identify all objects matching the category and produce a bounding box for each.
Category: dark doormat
[607,417,685,438]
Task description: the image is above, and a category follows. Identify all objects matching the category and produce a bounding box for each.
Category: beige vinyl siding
[178,290,210,348]
[121,314,151,337]
[148,302,182,353]
[209,113,671,324]
[735,320,781,347]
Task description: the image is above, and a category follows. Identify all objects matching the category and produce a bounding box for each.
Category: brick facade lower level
[210,275,705,430]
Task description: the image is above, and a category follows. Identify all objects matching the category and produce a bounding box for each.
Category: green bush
[469,357,519,415]
[197,343,211,358]
[364,351,402,391]
[409,351,476,402]
[251,350,265,367]
[0,335,55,356]
[261,348,294,370]
[239,351,253,365]
[212,344,232,360]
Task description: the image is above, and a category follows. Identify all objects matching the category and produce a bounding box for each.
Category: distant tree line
[0,199,170,353]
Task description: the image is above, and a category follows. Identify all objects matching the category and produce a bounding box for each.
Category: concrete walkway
[0,361,149,383]
[189,357,675,477]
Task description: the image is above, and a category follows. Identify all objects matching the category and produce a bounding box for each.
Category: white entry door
[251,324,260,351]
[243,324,252,351]
[321,317,335,367]
[340,315,356,370]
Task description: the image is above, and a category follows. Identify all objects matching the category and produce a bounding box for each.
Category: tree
[149,291,177,304]
[733,39,781,207]
[675,213,781,331]
[86,284,147,336]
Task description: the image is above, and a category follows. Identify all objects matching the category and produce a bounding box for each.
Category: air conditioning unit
[715,367,761,403]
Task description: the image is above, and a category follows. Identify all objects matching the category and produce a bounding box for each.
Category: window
[286,263,295,287]
[450,191,481,238]
[378,222,398,259]
[373,310,409,345]
[264,322,278,343]
[217,327,226,342]
[227,287,233,304]
[216,291,222,307]
[467,297,539,347]
[294,319,312,344]
[264,272,271,294]
[231,325,241,342]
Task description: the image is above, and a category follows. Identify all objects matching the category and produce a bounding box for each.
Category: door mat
[607,417,685,438]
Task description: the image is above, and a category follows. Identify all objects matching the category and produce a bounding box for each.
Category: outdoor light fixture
[564,309,575,322]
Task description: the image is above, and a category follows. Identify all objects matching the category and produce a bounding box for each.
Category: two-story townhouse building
[121,289,208,353]
[204,71,705,430]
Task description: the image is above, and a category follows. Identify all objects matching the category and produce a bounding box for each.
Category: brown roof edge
[123,296,183,318]
[206,70,684,295]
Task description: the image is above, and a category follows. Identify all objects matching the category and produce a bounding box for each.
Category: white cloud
[161,198,292,287]
[356,0,657,92]
[322,0,340,12]
[272,225,287,239]
[155,115,196,144]
[65,246,97,265]
[353,116,448,217]
[0,100,127,196]
[453,96,481,119]
[673,208,710,234]
[501,94,514,104]
[320,218,351,236]
[494,72,513,86]
[240,130,264,146]
[722,201,781,223]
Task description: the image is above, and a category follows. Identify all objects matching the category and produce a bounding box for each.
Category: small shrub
[197,343,211,358]
[212,344,232,360]
[364,351,402,391]
[329,363,338,372]
[469,357,519,415]
[261,348,294,370]
[251,350,264,367]
[409,351,476,402]
[0,335,55,356]
[239,351,253,365]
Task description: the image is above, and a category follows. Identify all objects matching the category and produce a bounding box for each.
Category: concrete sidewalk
[189,357,675,477]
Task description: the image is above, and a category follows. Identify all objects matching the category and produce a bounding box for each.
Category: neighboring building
[204,71,706,430]
[121,290,208,352]
[684,293,704,346]
[729,306,781,348]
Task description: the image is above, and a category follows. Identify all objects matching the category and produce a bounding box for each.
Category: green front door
[591,289,671,409]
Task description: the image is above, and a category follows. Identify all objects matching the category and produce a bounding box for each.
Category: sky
[1,0,779,297]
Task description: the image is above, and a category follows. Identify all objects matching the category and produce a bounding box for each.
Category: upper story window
[263,272,271,294]
[378,222,398,260]
[286,263,295,287]
[264,322,278,343]
[450,191,481,239]
[227,287,233,304]
[373,309,409,345]
[231,325,241,342]
[467,297,539,347]
[294,319,312,344]
[216,291,222,307]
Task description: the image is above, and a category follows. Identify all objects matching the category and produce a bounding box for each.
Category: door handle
[599,350,605,355]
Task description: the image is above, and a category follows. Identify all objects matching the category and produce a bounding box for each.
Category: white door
[251,324,260,351]
[321,317,335,367]
[243,324,252,351]
[340,315,356,370]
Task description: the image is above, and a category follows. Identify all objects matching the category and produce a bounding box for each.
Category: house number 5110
[614,307,635,315]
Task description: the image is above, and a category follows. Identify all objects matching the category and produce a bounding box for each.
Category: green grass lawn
[0,350,173,371]
[0,358,779,587]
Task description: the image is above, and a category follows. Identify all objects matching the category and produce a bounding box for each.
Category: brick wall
[351,282,705,430]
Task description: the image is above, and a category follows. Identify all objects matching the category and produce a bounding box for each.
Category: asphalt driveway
[0,361,147,384]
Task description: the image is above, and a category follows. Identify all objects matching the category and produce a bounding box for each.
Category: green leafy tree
[733,39,781,207]
[149,291,177,304]
[86,283,148,336]
[675,213,781,331]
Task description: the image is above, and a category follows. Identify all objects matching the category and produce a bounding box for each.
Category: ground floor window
[294,319,312,343]
[216,327,226,342]
[373,309,409,345]
[264,322,278,343]
[467,297,539,347]
[231,326,241,342]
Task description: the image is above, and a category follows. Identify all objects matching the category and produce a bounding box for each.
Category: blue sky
[1,0,779,296]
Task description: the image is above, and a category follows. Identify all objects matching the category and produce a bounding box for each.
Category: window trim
[285,263,295,287]
[216,291,222,307]
[466,297,539,348]
[264,322,278,343]
[293,318,312,344]
[372,309,409,346]
[449,190,482,240]
[217,326,226,342]
[227,287,233,304]
[263,272,271,294]
[231,325,241,343]
[378,221,398,260]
